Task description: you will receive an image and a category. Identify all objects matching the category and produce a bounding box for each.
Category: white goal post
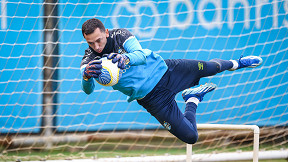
[186,124,260,162]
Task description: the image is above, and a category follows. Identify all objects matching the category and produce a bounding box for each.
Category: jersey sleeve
[123,36,149,66]
[81,77,95,95]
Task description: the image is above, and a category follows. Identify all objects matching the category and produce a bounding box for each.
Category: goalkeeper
[80,18,263,144]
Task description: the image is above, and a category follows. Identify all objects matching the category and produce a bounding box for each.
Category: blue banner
[1,0,287,133]
[0,1,43,133]
[57,0,288,131]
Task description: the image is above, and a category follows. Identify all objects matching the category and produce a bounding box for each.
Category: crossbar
[186,124,260,162]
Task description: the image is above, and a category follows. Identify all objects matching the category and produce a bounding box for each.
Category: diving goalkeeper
[80,18,263,144]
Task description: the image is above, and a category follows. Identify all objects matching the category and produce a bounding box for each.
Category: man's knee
[204,60,221,74]
[178,130,198,144]
[184,131,199,144]
[209,58,233,72]
[209,59,222,72]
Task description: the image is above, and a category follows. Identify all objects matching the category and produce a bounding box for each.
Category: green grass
[0,148,186,161]
[1,148,287,162]
[1,139,287,161]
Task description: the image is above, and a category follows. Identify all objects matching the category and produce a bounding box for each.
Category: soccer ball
[95,57,122,86]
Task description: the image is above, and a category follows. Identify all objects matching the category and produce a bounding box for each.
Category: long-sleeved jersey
[80,29,168,102]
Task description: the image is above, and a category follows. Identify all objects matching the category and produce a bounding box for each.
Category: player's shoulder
[109,28,133,40]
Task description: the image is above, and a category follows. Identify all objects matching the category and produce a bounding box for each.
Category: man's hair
[82,18,105,37]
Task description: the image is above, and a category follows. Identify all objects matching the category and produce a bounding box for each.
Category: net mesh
[0,0,287,161]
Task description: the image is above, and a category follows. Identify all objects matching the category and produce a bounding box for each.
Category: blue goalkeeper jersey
[80,28,168,102]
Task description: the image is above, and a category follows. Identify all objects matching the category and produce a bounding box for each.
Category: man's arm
[80,50,102,95]
[80,64,95,94]
[122,36,147,66]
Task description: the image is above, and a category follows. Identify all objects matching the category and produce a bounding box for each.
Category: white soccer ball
[95,57,122,86]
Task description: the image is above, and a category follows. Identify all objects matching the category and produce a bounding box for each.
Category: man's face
[84,28,109,53]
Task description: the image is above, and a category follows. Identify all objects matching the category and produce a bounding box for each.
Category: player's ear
[105,29,109,37]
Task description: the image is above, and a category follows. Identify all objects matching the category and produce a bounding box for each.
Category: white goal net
[0,0,287,161]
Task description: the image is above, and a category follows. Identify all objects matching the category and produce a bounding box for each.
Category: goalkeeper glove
[107,53,130,69]
[83,60,102,81]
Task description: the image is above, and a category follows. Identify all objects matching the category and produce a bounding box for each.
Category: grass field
[1,129,287,161]
[1,148,287,162]
[1,139,287,161]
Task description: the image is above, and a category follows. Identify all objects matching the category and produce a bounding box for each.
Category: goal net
[0,0,287,161]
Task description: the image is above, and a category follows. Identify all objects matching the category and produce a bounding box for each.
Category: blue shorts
[137,59,219,143]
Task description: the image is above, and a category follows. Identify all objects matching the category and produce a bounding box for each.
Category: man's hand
[107,53,129,69]
[83,60,102,80]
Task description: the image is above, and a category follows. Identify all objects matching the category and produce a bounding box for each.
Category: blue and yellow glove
[107,53,130,69]
[83,60,102,81]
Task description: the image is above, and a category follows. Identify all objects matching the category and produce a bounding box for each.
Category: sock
[228,60,239,71]
[186,97,199,105]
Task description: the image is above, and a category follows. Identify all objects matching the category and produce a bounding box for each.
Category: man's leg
[163,59,220,93]
[153,99,200,144]
[174,83,217,144]
[179,83,217,143]
[152,56,262,92]
[137,82,217,144]
[137,88,199,144]
[210,55,263,72]
[155,83,218,145]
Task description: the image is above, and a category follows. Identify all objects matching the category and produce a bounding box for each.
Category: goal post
[186,124,260,162]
